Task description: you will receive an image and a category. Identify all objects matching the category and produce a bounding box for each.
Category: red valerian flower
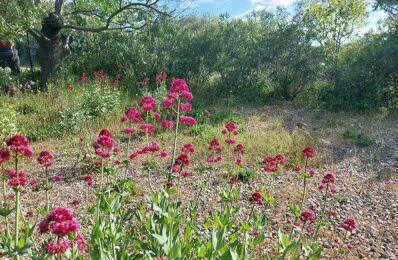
[161,120,175,129]
[26,211,34,218]
[230,175,238,185]
[302,146,315,158]
[206,155,222,163]
[221,129,227,135]
[294,165,301,172]
[225,138,236,144]
[166,181,173,188]
[162,98,175,108]
[346,243,354,250]
[84,175,93,185]
[250,191,263,205]
[179,115,196,125]
[204,110,210,117]
[275,154,285,164]
[318,183,325,190]
[330,187,337,194]
[29,178,38,186]
[156,72,167,83]
[300,211,315,222]
[81,72,88,83]
[322,172,335,184]
[46,238,72,255]
[341,217,357,232]
[75,234,88,253]
[309,169,316,177]
[5,134,32,157]
[54,175,62,182]
[139,96,157,112]
[175,153,190,166]
[154,112,161,120]
[182,143,195,153]
[235,156,242,166]
[329,209,337,217]
[129,142,159,159]
[179,102,192,111]
[209,139,222,151]
[37,150,53,167]
[0,147,11,164]
[123,127,136,135]
[181,170,189,177]
[8,170,26,187]
[140,123,155,134]
[125,107,141,123]
[159,150,168,157]
[234,144,244,154]
[225,122,237,132]
[7,193,15,199]
[99,128,113,137]
[66,82,73,91]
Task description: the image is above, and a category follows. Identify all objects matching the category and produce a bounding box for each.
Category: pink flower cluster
[122,107,141,123]
[262,154,285,172]
[162,79,193,108]
[300,211,315,222]
[234,144,244,166]
[39,207,80,236]
[37,150,53,167]
[156,72,167,83]
[179,115,196,126]
[250,191,263,205]
[8,168,27,188]
[182,143,195,153]
[129,142,159,159]
[0,147,11,164]
[139,96,157,112]
[140,123,155,134]
[302,146,315,158]
[318,171,336,191]
[342,217,357,232]
[161,120,175,129]
[5,134,32,157]
[92,129,115,158]
[207,138,222,163]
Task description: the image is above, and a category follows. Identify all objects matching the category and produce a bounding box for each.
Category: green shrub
[0,103,20,141]
[343,128,375,146]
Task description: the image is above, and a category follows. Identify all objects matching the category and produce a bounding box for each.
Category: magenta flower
[54,175,62,182]
[154,112,161,120]
[140,123,155,134]
[123,127,136,135]
[300,211,315,222]
[342,217,357,232]
[37,150,53,167]
[322,172,335,184]
[0,147,11,164]
[179,102,192,111]
[161,120,175,129]
[302,146,315,158]
[181,143,195,153]
[139,96,157,112]
[125,107,141,123]
[179,115,196,125]
[250,191,263,205]
[5,134,32,157]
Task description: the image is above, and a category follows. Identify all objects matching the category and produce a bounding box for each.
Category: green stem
[313,183,329,238]
[45,167,50,214]
[14,190,20,260]
[97,159,104,223]
[146,112,155,194]
[124,135,131,179]
[2,165,10,239]
[169,98,181,182]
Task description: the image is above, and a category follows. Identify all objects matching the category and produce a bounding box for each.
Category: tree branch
[61,1,169,32]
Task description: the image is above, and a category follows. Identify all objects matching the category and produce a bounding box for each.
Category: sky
[182,0,388,32]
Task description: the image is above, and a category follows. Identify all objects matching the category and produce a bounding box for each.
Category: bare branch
[61,1,169,32]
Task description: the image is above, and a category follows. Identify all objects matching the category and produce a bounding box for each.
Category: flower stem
[313,183,329,238]
[97,159,104,223]
[1,165,10,239]
[169,99,181,182]
[146,112,155,194]
[14,189,20,259]
[124,135,131,179]
[45,167,50,214]
[300,157,309,210]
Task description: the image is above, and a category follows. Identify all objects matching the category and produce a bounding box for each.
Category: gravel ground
[13,105,398,259]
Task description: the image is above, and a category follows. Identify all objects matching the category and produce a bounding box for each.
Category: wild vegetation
[0,0,397,259]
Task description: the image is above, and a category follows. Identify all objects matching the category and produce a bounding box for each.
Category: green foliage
[343,128,375,146]
[59,87,121,132]
[0,102,20,141]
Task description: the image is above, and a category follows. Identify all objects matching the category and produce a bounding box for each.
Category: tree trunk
[37,13,70,91]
